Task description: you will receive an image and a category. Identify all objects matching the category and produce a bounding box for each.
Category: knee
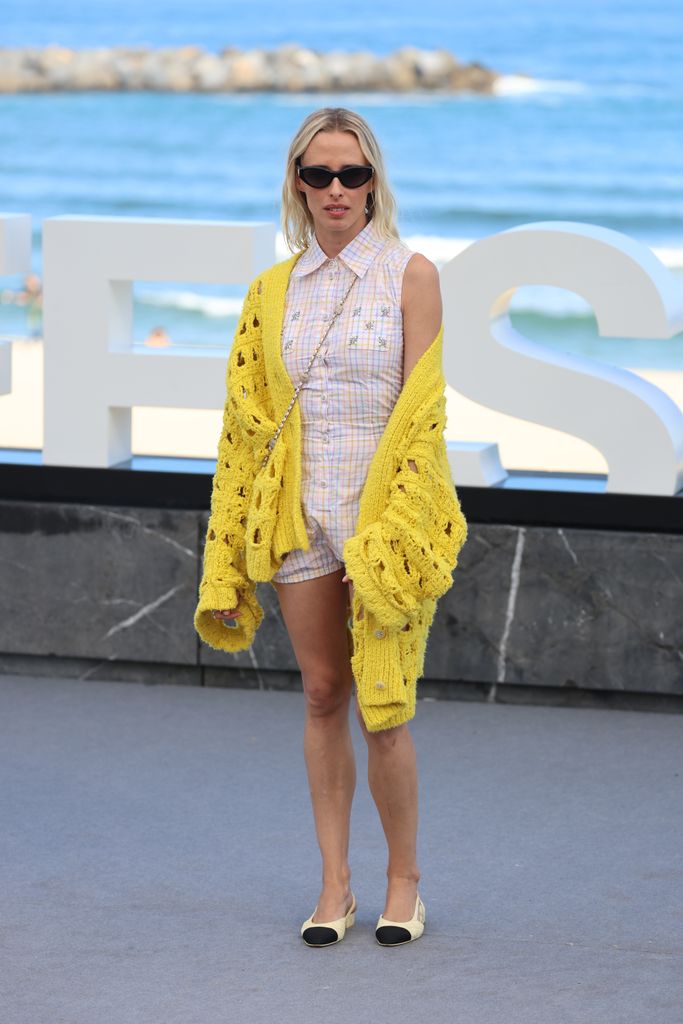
[366,727,403,754]
[303,674,352,718]
[355,700,405,751]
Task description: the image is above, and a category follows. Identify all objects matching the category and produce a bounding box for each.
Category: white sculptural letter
[441,221,683,495]
[41,216,276,467]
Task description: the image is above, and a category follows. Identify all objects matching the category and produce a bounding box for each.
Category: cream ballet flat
[301,892,357,947]
[375,892,426,946]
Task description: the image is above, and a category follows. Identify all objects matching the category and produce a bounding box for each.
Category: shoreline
[2,337,682,474]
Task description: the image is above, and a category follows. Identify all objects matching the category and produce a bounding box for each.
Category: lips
[324,205,349,211]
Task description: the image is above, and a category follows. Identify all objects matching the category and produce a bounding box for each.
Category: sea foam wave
[493,74,589,97]
[493,74,679,102]
[139,289,246,318]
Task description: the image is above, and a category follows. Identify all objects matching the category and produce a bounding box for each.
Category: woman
[196,107,467,947]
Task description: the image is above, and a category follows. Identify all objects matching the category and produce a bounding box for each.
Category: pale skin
[212,129,442,926]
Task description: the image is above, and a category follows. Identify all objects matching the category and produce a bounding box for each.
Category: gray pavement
[1,672,681,1024]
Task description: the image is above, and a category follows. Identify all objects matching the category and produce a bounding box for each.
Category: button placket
[321,317,331,487]
[317,264,354,507]
[322,337,331,443]
[322,269,344,453]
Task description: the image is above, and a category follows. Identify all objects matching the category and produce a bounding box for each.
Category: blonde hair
[281,107,400,253]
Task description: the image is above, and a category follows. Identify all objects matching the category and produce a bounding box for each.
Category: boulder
[228,50,271,91]
[192,53,232,91]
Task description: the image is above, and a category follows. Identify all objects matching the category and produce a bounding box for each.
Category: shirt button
[375,680,386,690]
[320,481,328,488]
[374,629,385,639]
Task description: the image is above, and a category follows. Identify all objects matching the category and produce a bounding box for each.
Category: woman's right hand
[211,595,242,623]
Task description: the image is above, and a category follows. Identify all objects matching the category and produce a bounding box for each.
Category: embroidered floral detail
[364,320,375,330]
[349,335,359,346]
[378,336,388,348]
[352,306,362,317]
[283,338,294,350]
[290,310,301,321]
[380,305,391,317]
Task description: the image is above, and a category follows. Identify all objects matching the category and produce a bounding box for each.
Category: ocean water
[1,0,682,367]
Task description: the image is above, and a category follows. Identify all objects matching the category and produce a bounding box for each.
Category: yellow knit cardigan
[194,252,468,731]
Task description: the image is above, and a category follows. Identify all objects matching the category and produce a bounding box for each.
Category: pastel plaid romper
[271,219,415,584]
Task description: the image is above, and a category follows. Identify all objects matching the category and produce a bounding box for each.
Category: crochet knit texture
[194,253,468,732]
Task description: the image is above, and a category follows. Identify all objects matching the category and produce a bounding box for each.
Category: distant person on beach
[15,274,42,338]
[194,107,467,948]
[143,326,171,347]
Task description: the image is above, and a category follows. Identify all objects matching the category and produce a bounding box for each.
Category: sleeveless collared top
[280,219,415,554]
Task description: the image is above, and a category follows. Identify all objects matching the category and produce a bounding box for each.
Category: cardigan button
[375,680,386,690]
[374,629,385,639]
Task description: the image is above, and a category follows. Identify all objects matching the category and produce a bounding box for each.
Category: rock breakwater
[0,44,503,93]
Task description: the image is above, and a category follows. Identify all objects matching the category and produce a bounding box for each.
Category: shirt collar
[292,219,387,279]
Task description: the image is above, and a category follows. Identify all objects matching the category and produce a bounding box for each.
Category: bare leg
[273,567,356,922]
[355,704,421,921]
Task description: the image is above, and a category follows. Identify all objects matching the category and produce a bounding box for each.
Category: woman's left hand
[342,572,364,620]
[342,573,354,604]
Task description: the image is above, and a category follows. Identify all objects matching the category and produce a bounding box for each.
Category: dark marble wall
[1,500,681,701]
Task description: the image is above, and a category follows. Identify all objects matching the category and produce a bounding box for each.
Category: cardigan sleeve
[193,277,268,652]
[342,391,468,632]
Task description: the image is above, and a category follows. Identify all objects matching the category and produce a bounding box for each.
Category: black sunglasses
[296,162,374,189]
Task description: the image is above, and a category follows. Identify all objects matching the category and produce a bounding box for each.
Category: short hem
[272,563,344,584]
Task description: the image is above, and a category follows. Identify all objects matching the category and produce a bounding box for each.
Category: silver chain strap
[260,274,359,470]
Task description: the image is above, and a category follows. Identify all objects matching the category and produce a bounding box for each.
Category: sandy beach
[2,337,682,475]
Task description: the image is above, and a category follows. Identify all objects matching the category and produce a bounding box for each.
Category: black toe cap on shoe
[302,925,339,946]
[375,925,412,945]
